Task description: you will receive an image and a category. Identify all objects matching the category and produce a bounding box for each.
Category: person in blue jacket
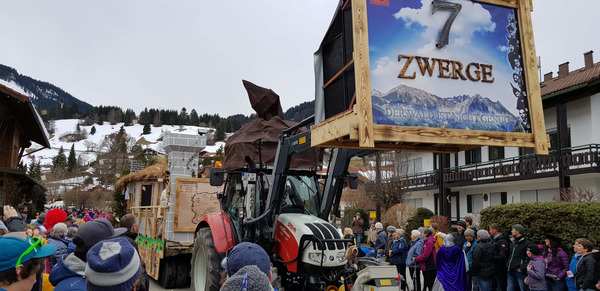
[565,252,581,291]
[407,229,424,291]
[389,228,408,291]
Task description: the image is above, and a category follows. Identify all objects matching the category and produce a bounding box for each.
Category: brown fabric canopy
[223,81,321,171]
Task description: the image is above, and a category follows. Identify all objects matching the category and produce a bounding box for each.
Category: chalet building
[0,83,50,206]
[402,51,600,222]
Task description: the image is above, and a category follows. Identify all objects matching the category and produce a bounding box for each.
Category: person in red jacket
[414,227,437,291]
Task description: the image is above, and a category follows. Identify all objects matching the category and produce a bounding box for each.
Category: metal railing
[404,144,600,188]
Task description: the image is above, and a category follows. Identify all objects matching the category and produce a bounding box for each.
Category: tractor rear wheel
[190,228,223,291]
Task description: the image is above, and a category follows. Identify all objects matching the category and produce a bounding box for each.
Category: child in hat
[525,244,547,291]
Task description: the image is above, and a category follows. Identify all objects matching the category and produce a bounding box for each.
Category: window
[547,128,571,151]
[490,192,507,206]
[406,198,423,208]
[489,147,505,161]
[465,148,482,165]
[140,184,153,206]
[466,194,483,213]
[520,188,558,202]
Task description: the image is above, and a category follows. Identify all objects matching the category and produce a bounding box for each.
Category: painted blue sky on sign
[368,0,520,116]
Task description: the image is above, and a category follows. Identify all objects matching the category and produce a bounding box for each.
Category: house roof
[115,156,167,189]
[0,84,50,148]
[540,60,600,97]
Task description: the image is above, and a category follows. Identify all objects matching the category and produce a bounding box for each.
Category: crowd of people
[0,205,147,291]
[346,214,600,291]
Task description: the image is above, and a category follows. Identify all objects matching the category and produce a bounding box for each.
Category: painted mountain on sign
[372,85,522,132]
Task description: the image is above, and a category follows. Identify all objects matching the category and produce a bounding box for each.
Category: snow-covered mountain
[0,64,92,112]
[371,85,522,132]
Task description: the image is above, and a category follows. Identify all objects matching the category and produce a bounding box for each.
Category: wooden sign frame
[173,177,222,232]
[311,0,548,154]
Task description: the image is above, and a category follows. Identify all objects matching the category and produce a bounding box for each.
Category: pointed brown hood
[243,80,284,120]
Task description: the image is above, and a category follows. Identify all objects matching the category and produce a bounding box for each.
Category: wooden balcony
[404,144,600,190]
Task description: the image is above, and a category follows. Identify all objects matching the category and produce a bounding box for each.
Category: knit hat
[457,220,467,229]
[44,209,67,232]
[375,222,383,229]
[464,229,475,238]
[85,237,142,291]
[76,218,127,248]
[220,265,274,291]
[387,226,396,233]
[527,244,541,256]
[512,224,525,235]
[477,230,491,240]
[221,242,270,277]
[0,232,56,272]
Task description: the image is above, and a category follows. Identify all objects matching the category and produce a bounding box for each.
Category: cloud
[394,0,495,47]
[498,45,509,52]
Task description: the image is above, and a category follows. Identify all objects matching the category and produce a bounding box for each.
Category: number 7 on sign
[431,0,462,49]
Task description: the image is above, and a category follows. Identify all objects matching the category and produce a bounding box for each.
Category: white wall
[590,93,600,144]
[568,96,592,145]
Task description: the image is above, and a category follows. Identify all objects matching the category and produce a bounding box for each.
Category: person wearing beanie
[507,224,532,291]
[220,265,274,291]
[43,209,67,233]
[525,244,546,291]
[0,232,56,291]
[472,230,495,291]
[407,229,424,291]
[371,222,388,258]
[50,218,127,291]
[219,242,275,290]
[414,227,436,291]
[453,220,468,252]
[489,223,510,291]
[85,237,142,291]
[352,212,364,247]
[463,228,478,291]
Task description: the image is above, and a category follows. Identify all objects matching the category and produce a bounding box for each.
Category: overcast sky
[0,0,598,117]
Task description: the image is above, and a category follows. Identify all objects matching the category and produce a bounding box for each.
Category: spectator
[384,226,396,259]
[490,223,510,291]
[573,238,597,291]
[47,223,72,269]
[388,228,408,291]
[415,227,436,291]
[220,242,274,290]
[2,205,26,232]
[49,218,127,290]
[436,234,467,291]
[463,228,478,291]
[430,222,445,253]
[565,249,581,291]
[17,204,29,223]
[0,221,7,236]
[525,244,546,291]
[543,234,569,291]
[406,229,423,291]
[454,220,467,249]
[85,237,142,291]
[34,213,47,236]
[83,211,91,222]
[352,212,364,247]
[343,227,355,248]
[65,217,78,229]
[367,222,377,248]
[43,209,67,233]
[366,222,386,257]
[0,232,55,291]
[119,214,149,291]
[507,224,531,291]
[465,216,477,232]
[472,230,495,291]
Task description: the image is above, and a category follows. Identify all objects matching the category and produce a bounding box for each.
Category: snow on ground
[25,119,217,167]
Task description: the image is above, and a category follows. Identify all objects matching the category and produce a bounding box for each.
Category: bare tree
[365,151,416,212]
[554,186,599,202]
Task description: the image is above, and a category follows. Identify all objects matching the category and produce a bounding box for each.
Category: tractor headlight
[308,253,326,264]
[337,252,346,262]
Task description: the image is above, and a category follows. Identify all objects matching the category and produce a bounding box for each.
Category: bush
[430,215,451,234]
[480,202,600,251]
[341,208,369,241]
[405,207,434,240]
[382,204,417,229]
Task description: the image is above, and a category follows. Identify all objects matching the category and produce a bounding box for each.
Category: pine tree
[143,122,151,135]
[52,146,67,171]
[67,144,77,171]
[75,123,81,133]
[215,122,225,140]
[27,157,42,181]
[90,126,96,135]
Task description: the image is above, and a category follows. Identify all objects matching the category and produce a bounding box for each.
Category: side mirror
[348,173,359,189]
[209,167,224,186]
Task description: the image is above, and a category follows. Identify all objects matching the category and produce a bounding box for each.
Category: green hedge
[404,207,434,240]
[480,202,600,251]
[341,208,369,241]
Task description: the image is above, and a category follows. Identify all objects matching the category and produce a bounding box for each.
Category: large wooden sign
[174,177,222,232]
[311,0,548,154]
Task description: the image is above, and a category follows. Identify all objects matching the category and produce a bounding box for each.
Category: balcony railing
[405,144,600,189]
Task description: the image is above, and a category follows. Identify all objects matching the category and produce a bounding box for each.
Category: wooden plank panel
[311,110,355,146]
[473,0,518,8]
[317,140,463,153]
[351,0,374,148]
[518,0,548,154]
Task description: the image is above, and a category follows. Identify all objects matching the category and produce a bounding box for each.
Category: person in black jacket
[507,224,531,291]
[489,223,510,291]
[473,230,496,291]
[573,238,597,291]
